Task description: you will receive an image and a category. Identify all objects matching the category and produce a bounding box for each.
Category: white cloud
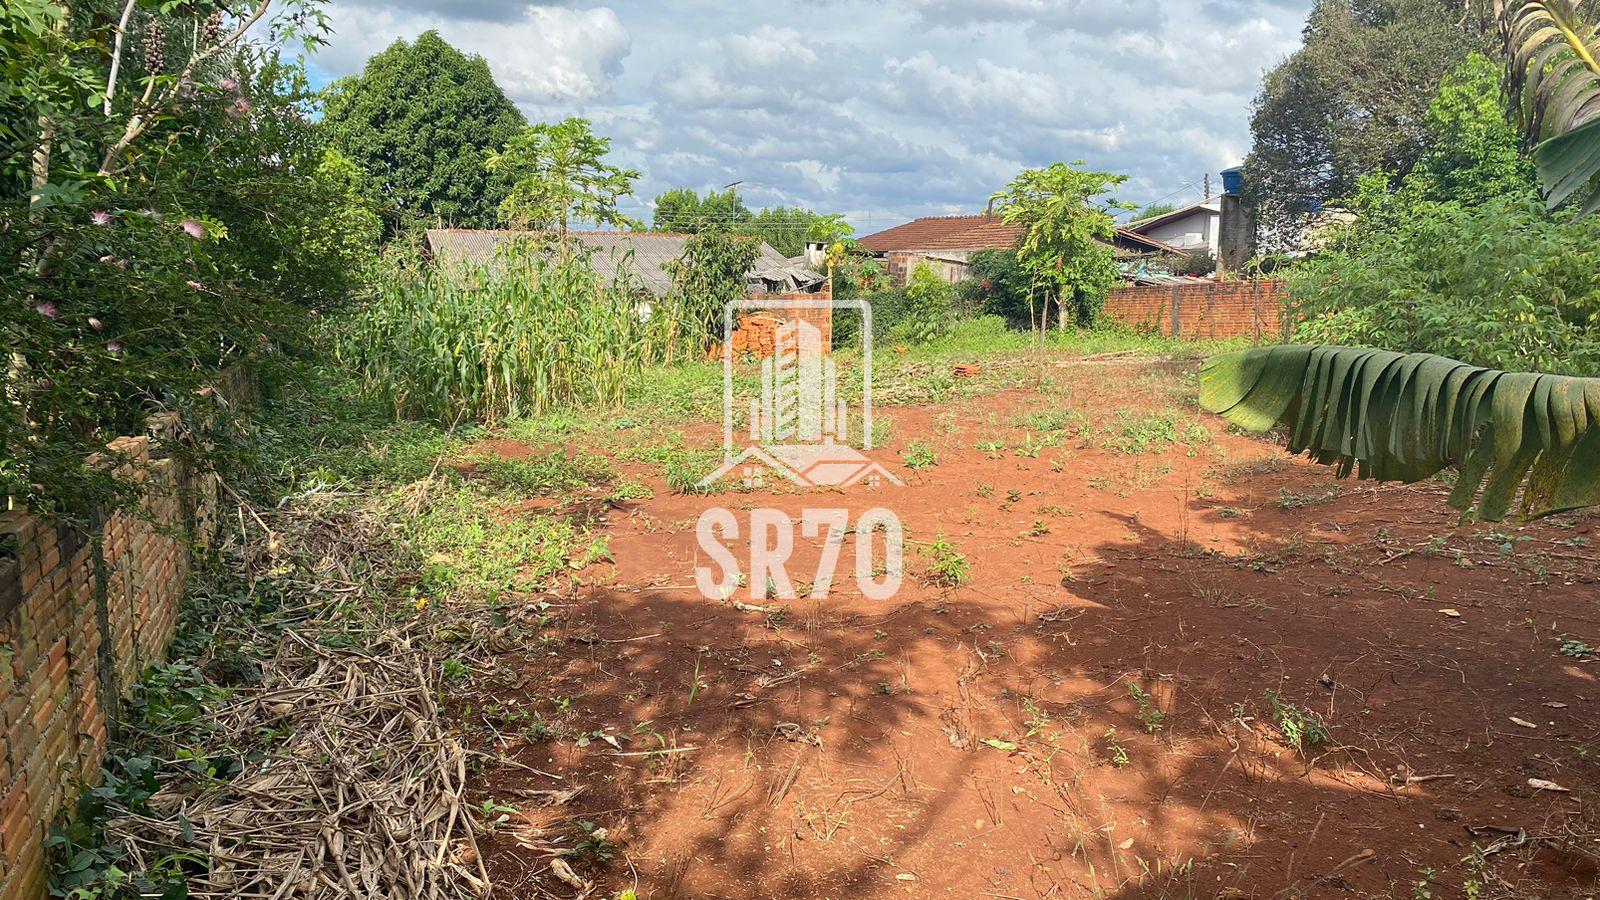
[317,3,630,103]
[726,25,818,68]
[791,159,842,192]
[911,0,1163,36]
[305,0,1317,230]
[881,53,1070,126]
[1109,17,1294,91]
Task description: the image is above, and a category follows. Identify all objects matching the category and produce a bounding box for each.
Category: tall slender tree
[486,117,640,238]
[990,162,1128,331]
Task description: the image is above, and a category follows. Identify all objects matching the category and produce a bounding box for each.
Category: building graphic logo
[700,297,901,489]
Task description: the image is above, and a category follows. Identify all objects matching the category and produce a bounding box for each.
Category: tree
[965,249,1033,327]
[990,162,1127,330]
[1132,202,1177,221]
[894,262,956,345]
[4,28,346,521]
[322,32,523,230]
[1242,0,1490,251]
[652,187,749,232]
[1409,53,1538,206]
[486,117,640,237]
[740,206,822,256]
[664,230,761,352]
[1318,53,1538,250]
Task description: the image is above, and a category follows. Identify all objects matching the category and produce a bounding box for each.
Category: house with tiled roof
[423,229,824,296]
[858,213,1177,285]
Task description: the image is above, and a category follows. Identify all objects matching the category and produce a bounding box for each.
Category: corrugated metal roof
[423,229,810,296]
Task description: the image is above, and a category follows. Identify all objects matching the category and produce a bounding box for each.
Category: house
[857,214,1178,285]
[422,229,825,295]
[1124,199,1222,256]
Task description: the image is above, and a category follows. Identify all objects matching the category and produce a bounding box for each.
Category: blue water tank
[1220,166,1244,196]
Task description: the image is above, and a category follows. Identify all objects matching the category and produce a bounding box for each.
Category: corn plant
[343,253,701,423]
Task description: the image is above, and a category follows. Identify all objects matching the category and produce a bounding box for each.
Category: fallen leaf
[1117,837,1135,850]
[1509,717,1538,729]
[1543,702,1568,709]
[982,738,1018,751]
[1528,778,1570,793]
[548,858,592,891]
[1439,608,1461,618]
[895,873,918,881]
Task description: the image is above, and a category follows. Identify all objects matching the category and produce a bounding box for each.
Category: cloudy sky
[304,0,1312,232]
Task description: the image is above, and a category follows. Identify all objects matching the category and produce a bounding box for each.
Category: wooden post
[1170,285,1182,338]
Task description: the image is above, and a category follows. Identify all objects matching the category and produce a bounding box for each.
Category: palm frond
[1200,345,1600,521]
[1506,0,1600,211]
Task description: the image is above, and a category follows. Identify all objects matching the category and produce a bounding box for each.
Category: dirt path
[467,361,1600,899]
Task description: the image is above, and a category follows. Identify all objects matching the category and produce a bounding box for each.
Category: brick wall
[1102,279,1286,341]
[744,287,833,352]
[0,373,245,900]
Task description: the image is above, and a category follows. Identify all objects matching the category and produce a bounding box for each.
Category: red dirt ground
[463,358,1600,899]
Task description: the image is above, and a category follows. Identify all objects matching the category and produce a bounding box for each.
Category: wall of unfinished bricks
[1102,279,1287,341]
[0,373,247,900]
[744,287,834,352]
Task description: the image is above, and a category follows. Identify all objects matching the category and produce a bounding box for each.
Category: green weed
[1265,691,1330,754]
[902,441,938,469]
[922,536,971,587]
[1129,683,1165,733]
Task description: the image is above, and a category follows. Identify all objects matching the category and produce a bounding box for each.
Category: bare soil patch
[463,358,1600,899]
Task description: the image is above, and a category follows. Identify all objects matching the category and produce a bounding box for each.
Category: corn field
[343,254,704,423]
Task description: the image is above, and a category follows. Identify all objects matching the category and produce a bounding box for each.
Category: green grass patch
[470,449,614,496]
[407,484,607,599]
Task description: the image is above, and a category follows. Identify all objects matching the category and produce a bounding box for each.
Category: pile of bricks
[727,313,783,357]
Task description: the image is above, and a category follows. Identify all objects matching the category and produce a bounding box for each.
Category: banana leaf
[1200,345,1600,521]
[1506,0,1600,214]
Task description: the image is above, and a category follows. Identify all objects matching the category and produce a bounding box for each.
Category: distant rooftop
[859,214,1179,256]
[423,229,815,295]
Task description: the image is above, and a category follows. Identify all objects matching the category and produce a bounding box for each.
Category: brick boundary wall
[0,369,251,900]
[1102,279,1287,342]
[740,286,834,352]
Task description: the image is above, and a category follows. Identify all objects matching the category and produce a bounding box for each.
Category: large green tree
[1243,0,1490,250]
[652,187,749,232]
[322,31,523,229]
[742,206,824,256]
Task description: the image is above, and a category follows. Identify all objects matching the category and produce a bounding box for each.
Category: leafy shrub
[1266,690,1330,754]
[966,249,1036,328]
[665,230,761,351]
[836,285,909,346]
[1279,53,1589,374]
[4,52,379,522]
[1287,195,1600,374]
[891,263,956,345]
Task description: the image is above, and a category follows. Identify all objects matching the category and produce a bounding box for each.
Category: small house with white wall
[1125,199,1222,256]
